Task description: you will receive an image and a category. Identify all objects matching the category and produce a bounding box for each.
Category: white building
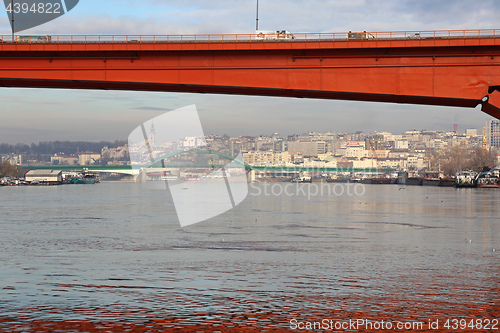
[51,154,78,165]
[2,154,22,165]
[25,170,63,184]
[242,151,291,166]
[77,152,101,165]
[183,136,206,148]
[336,142,366,158]
[352,158,377,169]
[486,119,500,149]
[395,140,409,150]
[407,155,426,170]
[466,129,478,137]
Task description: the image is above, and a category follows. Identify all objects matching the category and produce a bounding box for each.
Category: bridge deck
[1,29,499,52]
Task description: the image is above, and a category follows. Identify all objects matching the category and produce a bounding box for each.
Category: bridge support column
[137,169,147,183]
[248,169,256,182]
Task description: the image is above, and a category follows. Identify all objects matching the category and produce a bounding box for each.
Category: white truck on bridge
[256,30,294,40]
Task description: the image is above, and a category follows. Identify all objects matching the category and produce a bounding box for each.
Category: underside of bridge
[0,33,499,118]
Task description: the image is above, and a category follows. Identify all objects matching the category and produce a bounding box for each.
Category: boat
[70,172,100,184]
[326,174,352,183]
[476,176,499,188]
[406,177,423,186]
[422,172,444,186]
[291,172,312,183]
[326,178,350,183]
[396,171,408,185]
[438,177,455,187]
[100,172,126,181]
[372,177,393,184]
[475,168,500,188]
[422,178,440,186]
[360,177,392,184]
[291,175,312,183]
[454,171,477,188]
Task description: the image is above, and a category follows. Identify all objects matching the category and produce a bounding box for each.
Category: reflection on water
[0,182,499,331]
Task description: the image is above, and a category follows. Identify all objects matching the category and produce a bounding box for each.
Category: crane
[481,127,500,151]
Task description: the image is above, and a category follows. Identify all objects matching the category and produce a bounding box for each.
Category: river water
[0,181,499,332]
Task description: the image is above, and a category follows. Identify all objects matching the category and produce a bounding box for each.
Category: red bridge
[0,29,499,118]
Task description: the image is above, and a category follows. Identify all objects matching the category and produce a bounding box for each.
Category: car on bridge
[16,35,52,43]
[347,31,375,40]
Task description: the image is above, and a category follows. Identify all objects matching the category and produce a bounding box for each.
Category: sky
[0,0,499,144]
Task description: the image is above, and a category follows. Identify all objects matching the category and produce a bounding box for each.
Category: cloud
[3,0,498,35]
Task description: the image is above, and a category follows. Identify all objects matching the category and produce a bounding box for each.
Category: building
[287,141,327,157]
[466,129,478,137]
[101,146,128,160]
[378,158,407,170]
[51,154,78,165]
[183,136,206,148]
[288,152,304,164]
[1,154,22,165]
[406,155,426,170]
[256,141,275,151]
[242,151,292,166]
[395,140,409,150]
[486,119,500,149]
[352,158,377,169]
[239,136,256,151]
[77,152,101,165]
[335,142,368,159]
[365,135,384,151]
[25,170,63,184]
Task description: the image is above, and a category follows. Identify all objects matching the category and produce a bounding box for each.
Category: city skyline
[0,121,492,146]
[0,123,489,148]
[3,122,493,179]
[0,1,499,143]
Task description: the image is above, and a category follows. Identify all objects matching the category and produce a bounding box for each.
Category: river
[0,181,499,332]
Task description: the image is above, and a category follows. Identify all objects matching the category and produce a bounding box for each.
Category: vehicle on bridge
[256,30,294,40]
[347,31,375,40]
[16,35,52,43]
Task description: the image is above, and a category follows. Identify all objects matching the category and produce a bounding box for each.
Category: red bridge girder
[0,31,499,119]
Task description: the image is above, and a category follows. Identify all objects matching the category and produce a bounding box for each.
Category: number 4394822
[5,2,62,14]
[444,319,498,330]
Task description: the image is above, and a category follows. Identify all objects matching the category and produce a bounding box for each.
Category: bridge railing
[0,29,498,44]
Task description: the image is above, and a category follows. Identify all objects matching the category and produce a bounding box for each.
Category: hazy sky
[0,0,499,144]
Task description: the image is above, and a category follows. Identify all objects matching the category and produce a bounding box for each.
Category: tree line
[0,161,24,178]
[0,140,127,155]
[428,147,497,176]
